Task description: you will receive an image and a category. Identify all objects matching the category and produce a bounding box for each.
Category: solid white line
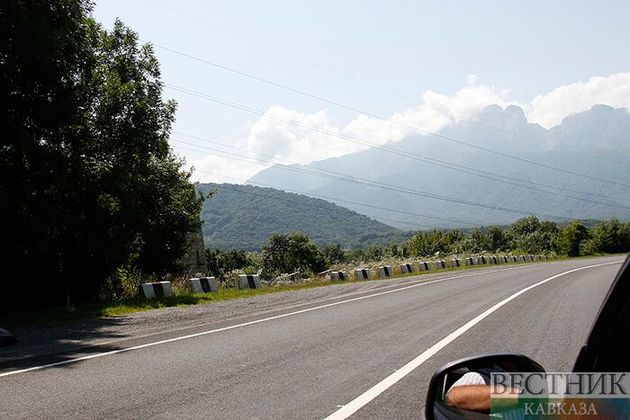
[0,265,531,378]
[324,261,620,420]
[0,261,618,379]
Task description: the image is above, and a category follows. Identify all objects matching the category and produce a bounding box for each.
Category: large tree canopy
[0,1,202,308]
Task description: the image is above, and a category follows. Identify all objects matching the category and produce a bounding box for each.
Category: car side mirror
[425,353,545,420]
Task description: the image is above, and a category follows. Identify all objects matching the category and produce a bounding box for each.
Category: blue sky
[93,0,630,182]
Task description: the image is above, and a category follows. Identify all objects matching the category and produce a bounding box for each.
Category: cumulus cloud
[342,81,513,150]
[241,106,357,163]
[528,72,630,128]
[188,72,630,183]
[189,79,512,183]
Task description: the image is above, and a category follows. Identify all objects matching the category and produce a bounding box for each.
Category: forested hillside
[196,183,408,250]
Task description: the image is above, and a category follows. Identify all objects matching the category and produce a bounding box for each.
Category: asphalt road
[0,256,624,419]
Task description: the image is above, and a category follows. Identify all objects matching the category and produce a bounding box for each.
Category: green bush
[320,244,347,266]
[261,232,326,278]
[508,217,559,254]
[556,220,589,256]
[582,219,630,254]
[100,266,146,303]
[206,248,248,278]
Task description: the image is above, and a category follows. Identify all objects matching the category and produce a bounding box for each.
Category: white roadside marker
[0,261,618,380]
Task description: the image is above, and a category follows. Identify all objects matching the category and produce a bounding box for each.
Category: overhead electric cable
[174,130,630,209]
[144,0,418,102]
[173,145,480,227]
[152,45,630,190]
[147,0,629,170]
[172,139,573,222]
[165,83,630,211]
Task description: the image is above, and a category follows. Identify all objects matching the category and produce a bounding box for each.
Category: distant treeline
[206,217,630,280]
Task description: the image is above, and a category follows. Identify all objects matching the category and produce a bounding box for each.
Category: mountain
[196,183,407,250]
[548,105,630,151]
[248,105,630,229]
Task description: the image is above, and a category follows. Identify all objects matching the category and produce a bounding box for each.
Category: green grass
[101,281,346,317]
[3,254,622,328]
[0,261,520,327]
[0,279,346,328]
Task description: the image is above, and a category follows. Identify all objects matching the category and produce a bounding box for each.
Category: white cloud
[188,72,630,183]
[186,153,268,184]
[341,82,513,153]
[242,106,357,164]
[189,80,510,183]
[528,73,630,128]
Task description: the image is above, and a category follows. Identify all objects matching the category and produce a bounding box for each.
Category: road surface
[0,256,624,419]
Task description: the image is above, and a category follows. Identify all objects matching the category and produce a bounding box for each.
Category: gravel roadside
[0,273,429,366]
[1,260,580,368]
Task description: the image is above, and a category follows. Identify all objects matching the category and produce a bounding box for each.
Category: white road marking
[324,261,621,420]
[0,261,619,379]
[0,265,534,378]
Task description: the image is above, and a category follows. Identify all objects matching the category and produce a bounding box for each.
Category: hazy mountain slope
[248,105,630,229]
[196,183,407,250]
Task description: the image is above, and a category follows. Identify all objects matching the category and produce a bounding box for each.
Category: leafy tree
[508,216,558,253]
[87,21,204,276]
[509,216,541,237]
[261,232,326,278]
[206,248,251,279]
[344,247,367,262]
[460,228,490,253]
[540,221,559,234]
[319,244,347,266]
[582,219,630,254]
[0,1,202,308]
[487,225,508,251]
[405,231,431,257]
[385,242,410,258]
[364,244,386,261]
[556,221,589,256]
[405,229,456,257]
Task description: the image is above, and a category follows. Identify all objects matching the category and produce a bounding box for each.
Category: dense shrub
[206,248,253,279]
[261,232,326,278]
[320,244,347,266]
[582,219,630,254]
[556,221,590,257]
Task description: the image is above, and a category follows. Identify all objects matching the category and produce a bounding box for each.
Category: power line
[143,0,418,103]
[141,2,630,210]
[165,85,630,211]
[171,139,574,222]
[470,118,629,169]
[167,81,630,203]
[174,130,630,208]
[185,160,479,228]
[146,0,629,172]
[199,179,432,230]
[189,159,431,231]
[153,45,630,191]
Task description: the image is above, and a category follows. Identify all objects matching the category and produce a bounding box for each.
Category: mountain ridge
[248,105,630,229]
